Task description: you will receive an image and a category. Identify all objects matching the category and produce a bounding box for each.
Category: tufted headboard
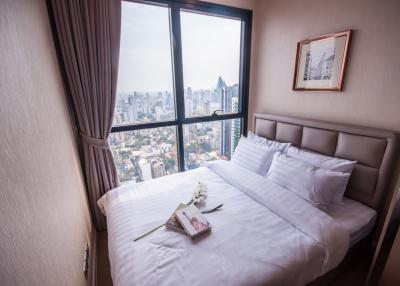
[253,113,399,210]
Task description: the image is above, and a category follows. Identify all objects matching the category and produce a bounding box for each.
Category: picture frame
[293,30,352,91]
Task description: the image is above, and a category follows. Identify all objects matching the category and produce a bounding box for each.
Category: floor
[96,231,370,286]
[334,258,370,286]
[97,231,113,286]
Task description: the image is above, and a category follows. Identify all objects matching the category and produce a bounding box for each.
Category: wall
[250,0,400,133]
[0,0,94,285]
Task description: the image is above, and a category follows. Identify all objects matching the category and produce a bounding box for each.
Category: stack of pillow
[231,131,357,211]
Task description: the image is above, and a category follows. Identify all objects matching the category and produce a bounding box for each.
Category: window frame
[111,0,252,172]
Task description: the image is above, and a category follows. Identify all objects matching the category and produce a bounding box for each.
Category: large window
[111,0,252,183]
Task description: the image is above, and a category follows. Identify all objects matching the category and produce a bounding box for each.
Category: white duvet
[98,161,350,286]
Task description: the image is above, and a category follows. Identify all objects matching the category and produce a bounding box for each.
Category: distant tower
[185,87,193,117]
[127,93,138,122]
[138,158,152,181]
[165,91,173,111]
[216,77,232,159]
[230,97,240,158]
[151,161,166,179]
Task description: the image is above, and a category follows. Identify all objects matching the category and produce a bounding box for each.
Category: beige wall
[0,0,94,286]
[250,0,400,133]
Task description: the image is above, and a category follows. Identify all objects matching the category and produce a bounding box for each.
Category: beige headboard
[253,113,398,211]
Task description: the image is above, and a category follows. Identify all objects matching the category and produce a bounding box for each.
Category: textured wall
[0,0,94,285]
[250,0,400,132]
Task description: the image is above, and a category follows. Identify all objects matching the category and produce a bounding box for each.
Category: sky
[116,1,241,93]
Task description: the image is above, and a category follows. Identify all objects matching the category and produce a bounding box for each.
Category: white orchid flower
[192,182,208,205]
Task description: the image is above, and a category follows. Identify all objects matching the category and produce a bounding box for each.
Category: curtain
[50,0,121,230]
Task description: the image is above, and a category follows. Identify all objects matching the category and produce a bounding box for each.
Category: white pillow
[266,153,350,212]
[247,131,291,153]
[232,136,281,175]
[287,146,357,173]
[287,146,357,203]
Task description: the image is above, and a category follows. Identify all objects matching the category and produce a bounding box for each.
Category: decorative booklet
[165,203,187,234]
[175,204,211,239]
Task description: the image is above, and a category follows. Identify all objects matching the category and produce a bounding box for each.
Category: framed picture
[293,30,352,91]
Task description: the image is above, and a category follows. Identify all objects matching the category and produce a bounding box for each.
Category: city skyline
[110,76,241,183]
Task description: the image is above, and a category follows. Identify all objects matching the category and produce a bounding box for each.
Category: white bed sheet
[328,198,377,246]
[98,161,350,286]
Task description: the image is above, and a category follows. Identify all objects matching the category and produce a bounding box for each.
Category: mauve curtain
[50,0,121,230]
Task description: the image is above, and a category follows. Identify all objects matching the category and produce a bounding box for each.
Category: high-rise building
[165,91,173,111]
[217,77,236,159]
[151,161,166,178]
[185,87,193,117]
[127,94,138,122]
[231,97,240,158]
[138,158,152,181]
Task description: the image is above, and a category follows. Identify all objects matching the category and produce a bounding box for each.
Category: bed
[98,113,398,286]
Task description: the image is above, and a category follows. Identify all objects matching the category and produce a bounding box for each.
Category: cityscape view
[110,77,241,183]
[112,2,242,184]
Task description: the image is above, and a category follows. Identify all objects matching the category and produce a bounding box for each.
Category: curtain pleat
[50,0,121,230]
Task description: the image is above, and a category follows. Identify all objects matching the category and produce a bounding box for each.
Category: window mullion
[240,18,252,136]
[170,3,186,172]
[111,120,178,133]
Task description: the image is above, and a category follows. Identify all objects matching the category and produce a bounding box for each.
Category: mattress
[328,198,377,246]
[99,161,350,286]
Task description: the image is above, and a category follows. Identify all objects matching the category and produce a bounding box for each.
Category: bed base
[307,235,372,285]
